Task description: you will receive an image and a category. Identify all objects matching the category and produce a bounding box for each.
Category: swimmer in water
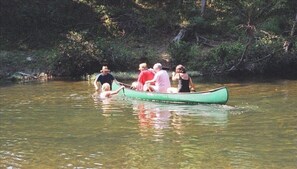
[99,83,124,99]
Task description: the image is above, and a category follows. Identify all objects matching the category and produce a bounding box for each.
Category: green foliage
[0,0,103,49]
[248,35,283,71]
[193,42,245,73]
[95,37,160,71]
[188,16,212,34]
[247,38,297,76]
[211,16,242,36]
[259,17,286,34]
[57,31,103,77]
[0,49,58,78]
[55,31,161,77]
[145,9,178,33]
[168,42,194,67]
[168,42,206,71]
[103,42,138,71]
[1,0,297,78]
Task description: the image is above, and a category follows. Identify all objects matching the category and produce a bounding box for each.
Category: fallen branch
[252,48,282,63]
[226,42,250,72]
[195,33,217,47]
[226,48,282,73]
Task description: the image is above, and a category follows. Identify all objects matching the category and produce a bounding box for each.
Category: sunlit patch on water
[0,151,25,169]
[0,138,30,169]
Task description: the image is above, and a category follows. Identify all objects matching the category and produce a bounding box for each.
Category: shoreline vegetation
[0,43,296,83]
[0,69,202,84]
[1,1,296,82]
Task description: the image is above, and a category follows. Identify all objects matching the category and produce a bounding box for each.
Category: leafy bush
[168,41,194,67]
[0,49,58,78]
[55,31,161,77]
[247,37,290,74]
[56,31,103,77]
[192,42,244,74]
[259,17,285,34]
[188,16,213,34]
[103,42,138,71]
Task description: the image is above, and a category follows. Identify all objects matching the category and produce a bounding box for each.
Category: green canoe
[112,80,229,104]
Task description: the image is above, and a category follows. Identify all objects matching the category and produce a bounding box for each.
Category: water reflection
[133,100,230,124]
[92,92,115,116]
[92,93,133,117]
[129,100,232,141]
[136,103,171,130]
[91,92,232,142]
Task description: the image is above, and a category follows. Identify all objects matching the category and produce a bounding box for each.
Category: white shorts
[150,85,160,92]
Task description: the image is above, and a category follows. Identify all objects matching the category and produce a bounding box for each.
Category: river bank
[1,49,296,84]
[0,50,56,80]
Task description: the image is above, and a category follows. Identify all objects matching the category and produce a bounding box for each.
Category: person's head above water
[101,83,111,91]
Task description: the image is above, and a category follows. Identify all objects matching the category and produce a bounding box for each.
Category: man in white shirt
[145,63,171,93]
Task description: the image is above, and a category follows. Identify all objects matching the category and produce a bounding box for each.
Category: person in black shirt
[93,66,115,91]
[168,65,195,93]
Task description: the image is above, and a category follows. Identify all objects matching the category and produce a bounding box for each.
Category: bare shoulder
[100,91,112,99]
[180,73,189,80]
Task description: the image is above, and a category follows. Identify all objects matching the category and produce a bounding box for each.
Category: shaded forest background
[0,0,296,78]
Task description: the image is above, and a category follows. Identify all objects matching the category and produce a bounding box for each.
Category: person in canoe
[167,64,195,93]
[99,83,124,99]
[93,66,115,91]
[131,63,155,91]
[144,63,171,93]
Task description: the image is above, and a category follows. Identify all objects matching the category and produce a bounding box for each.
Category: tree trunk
[172,29,186,43]
[200,0,206,16]
[227,41,251,72]
[290,13,297,36]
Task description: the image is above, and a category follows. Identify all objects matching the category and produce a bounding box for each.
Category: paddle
[122,86,126,96]
[119,82,131,88]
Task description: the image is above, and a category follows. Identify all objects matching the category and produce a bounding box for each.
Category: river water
[0,78,296,169]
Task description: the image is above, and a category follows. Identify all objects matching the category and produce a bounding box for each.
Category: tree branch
[195,33,217,47]
[291,13,297,36]
[254,2,275,21]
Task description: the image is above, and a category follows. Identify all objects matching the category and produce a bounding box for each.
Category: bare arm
[189,77,196,91]
[171,72,180,81]
[110,86,124,95]
[93,75,100,91]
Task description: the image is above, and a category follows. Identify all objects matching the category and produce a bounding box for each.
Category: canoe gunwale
[113,80,229,104]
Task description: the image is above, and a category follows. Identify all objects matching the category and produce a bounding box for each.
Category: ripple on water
[0,138,30,168]
[57,150,104,168]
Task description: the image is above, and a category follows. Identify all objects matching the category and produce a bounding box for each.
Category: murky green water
[1,78,296,169]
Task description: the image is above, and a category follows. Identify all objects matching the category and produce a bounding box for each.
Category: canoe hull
[112,80,229,104]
